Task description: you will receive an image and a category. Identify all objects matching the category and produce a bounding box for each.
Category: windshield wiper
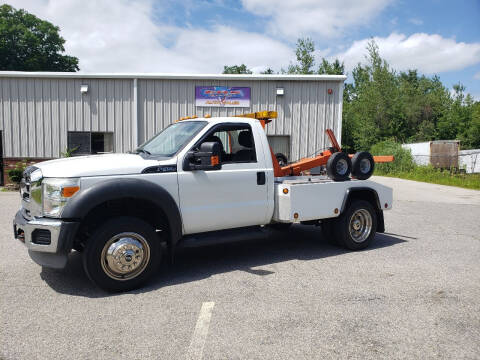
[136,149,151,155]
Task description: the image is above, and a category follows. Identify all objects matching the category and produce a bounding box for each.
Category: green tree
[285,37,315,74]
[318,58,344,75]
[437,84,480,148]
[222,64,252,74]
[468,102,480,148]
[0,4,79,71]
[260,67,275,74]
[342,40,403,151]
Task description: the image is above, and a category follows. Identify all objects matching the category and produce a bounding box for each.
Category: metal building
[0,72,346,185]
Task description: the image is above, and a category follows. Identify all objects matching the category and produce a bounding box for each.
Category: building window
[67,132,114,155]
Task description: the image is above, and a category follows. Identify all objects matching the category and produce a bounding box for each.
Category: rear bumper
[13,210,79,268]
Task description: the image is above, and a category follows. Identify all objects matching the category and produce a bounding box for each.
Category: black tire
[351,152,375,180]
[326,152,352,181]
[82,216,162,292]
[275,153,288,166]
[331,200,377,250]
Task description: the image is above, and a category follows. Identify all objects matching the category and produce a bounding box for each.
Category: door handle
[257,171,266,185]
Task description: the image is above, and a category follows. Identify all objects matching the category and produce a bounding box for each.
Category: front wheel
[331,200,377,250]
[82,216,162,292]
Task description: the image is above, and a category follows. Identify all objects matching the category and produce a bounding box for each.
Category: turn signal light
[211,155,219,166]
[62,186,80,198]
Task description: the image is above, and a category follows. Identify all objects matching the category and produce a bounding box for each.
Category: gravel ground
[1,176,479,360]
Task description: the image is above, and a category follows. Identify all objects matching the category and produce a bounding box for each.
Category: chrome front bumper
[13,210,79,268]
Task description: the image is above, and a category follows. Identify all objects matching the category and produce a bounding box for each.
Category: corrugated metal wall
[0,77,133,158]
[267,136,290,158]
[1,76,343,161]
[138,79,342,162]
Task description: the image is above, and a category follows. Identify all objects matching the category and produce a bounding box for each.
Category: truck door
[177,122,270,234]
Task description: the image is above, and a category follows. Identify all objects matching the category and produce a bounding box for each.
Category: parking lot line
[186,301,215,360]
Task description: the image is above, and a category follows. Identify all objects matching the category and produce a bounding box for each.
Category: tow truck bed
[273,176,393,223]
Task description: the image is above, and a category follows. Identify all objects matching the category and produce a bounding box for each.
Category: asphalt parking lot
[1,176,479,360]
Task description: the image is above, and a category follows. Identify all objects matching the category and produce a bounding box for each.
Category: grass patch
[370,139,480,190]
[375,167,480,190]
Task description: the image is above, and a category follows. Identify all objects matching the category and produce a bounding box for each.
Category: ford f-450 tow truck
[13,111,393,292]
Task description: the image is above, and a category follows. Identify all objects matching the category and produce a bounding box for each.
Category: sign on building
[195,86,250,107]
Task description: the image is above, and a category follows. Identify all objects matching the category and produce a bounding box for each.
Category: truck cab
[13,113,393,292]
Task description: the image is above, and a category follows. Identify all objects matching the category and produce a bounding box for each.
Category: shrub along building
[0,72,346,185]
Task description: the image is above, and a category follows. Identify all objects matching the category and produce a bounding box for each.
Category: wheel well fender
[340,187,385,233]
[62,178,183,245]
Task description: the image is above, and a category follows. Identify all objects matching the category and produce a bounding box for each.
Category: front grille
[20,166,38,202]
[20,178,30,201]
[32,229,51,245]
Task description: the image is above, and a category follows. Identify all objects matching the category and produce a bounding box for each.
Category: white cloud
[408,18,423,25]
[332,33,480,74]
[8,0,293,73]
[7,1,480,78]
[241,0,393,39]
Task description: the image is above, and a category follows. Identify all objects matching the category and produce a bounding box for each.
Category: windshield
[137,121,207,157]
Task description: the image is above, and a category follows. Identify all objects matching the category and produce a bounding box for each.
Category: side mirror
[183,142,222,171]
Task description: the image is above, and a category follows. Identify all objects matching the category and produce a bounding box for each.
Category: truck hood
[35,153,174,178]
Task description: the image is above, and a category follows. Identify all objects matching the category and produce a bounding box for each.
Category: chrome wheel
[348,209,372,243]
[359,158,371,174]
[336,159,348,175]
[100,232,151,281]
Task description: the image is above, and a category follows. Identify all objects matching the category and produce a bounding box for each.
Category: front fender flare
[62,178,183,245]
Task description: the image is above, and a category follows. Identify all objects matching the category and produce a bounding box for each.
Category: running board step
[178,226,269,249]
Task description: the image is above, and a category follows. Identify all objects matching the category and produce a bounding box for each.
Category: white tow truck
[13,111,393,292]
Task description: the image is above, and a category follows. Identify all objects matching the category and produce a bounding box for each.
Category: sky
[7,0,480,99]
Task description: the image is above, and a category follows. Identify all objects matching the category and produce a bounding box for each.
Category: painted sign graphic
[195,86,251,107]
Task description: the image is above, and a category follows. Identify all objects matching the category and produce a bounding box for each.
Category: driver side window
[200,124,257,164]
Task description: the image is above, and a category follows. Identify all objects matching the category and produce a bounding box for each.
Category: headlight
[43,178,80,217]
[30,169,43,182]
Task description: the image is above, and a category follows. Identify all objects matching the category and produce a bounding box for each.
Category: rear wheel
[326,152,352,181]
[331,200,377,250]
[351,152,375,180]
[82,216,162,292]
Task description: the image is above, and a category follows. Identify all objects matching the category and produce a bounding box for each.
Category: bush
[370,139,415,173]
[7,161,27,184]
